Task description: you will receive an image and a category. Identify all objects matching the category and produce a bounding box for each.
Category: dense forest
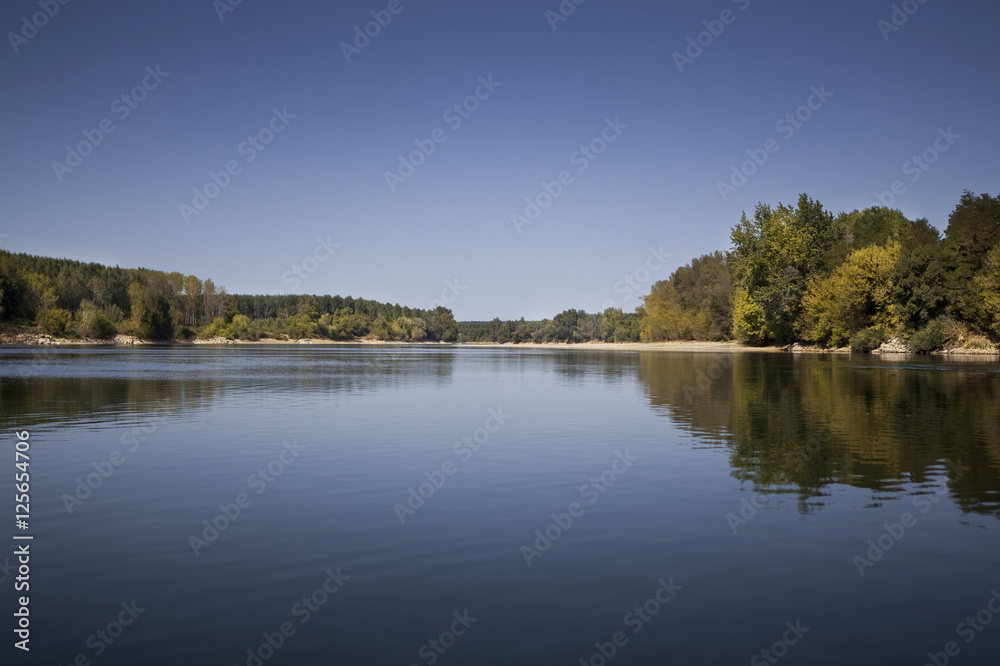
[0,247,640,344]
[640,190,1000,351]
[2,190,996,350]
[458,308,640,344]
[0,251,458,342]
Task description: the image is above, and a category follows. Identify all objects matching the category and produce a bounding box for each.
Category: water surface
[1,346,998,665]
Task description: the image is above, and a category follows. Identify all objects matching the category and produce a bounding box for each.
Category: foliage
[849,327,886,353]
[458,309,639,344]
[800,242,901,347]
[974,243,1000,336]
[941,192,1000,329]
[891,218,947,330]
[727,195,840,345]
[37,308,73,336]
[75,301,115,339]
[4,189,998,349]
[0,249,457,343]
[838,207,910,252]
[909,319,947,353]
[639,252,732,341]
[717,191,999,348]
[730,288,766,345]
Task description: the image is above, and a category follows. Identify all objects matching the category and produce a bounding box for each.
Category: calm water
[1,346,999,665]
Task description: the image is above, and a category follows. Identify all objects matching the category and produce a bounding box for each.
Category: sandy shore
[2,331,996,356]
[193,338,783,353]
[454,340,785,353]
[0,331,774,352]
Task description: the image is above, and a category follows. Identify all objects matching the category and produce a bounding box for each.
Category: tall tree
[800,242,901,347]
[941,191,1000,329]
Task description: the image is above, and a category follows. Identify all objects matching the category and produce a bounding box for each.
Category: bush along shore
[2,191,998,354]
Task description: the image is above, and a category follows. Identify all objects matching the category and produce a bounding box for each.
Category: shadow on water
[638,351,1000,518]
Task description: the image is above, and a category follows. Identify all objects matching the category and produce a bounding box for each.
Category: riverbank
[3,330,997,356]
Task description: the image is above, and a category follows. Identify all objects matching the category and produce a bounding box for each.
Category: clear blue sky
[1,0,997,320]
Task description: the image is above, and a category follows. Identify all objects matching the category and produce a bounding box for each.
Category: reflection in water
[3,346,997,519]
[0,346,455,430]
[638,352,1000,518]
[3,345,998,665]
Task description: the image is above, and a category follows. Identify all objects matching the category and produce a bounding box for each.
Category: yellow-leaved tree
[800,241,901,347]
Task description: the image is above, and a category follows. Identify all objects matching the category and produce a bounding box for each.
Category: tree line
[0,251,457,342]
[458,308,640,344]
[640,191,1000,351]
[3,190,996,349]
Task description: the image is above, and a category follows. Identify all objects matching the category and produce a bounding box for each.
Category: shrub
[849,327,886,353]
[201,317,227,338]
[75,306,115,339]
[962,337,997,351]
[910,320,946,353]
[37,308,73,336]
[225,314,252,339]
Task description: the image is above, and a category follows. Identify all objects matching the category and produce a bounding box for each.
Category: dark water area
[0,346,998,665]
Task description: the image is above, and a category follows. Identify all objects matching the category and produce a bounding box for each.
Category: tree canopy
[0,250,457,342]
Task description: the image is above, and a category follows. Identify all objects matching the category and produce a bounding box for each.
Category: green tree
[892,218,948,330]
[839,207,910,252]
[729,195,843,344]
[37,308,73,336]
[124,281,174,339]
[729,203,808,344]
[639,252,732,341]
[941,191,1000,329]
[800,242,901,347]
[603,308,640,342]
[183,275,203,325]
[975,243,1000,336]
[75,301,115,339]
[24,273,57,315]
